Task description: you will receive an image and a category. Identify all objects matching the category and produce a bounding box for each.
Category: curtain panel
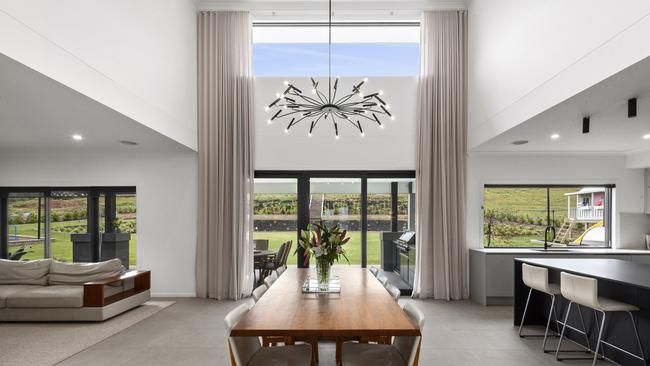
[413,10,469,300]
[196,11,255,300]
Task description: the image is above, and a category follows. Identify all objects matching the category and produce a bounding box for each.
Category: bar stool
[519,263,562,351]
[556,272,646,365]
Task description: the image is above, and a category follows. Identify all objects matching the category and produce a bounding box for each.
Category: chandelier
[265,0,394,139]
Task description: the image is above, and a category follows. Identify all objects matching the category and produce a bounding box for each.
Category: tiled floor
[58,298,612,366]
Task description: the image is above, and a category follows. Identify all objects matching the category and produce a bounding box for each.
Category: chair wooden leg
[413,340,421,366]
[336,337,343,365]
[228,342,237,365]
[310,337,319,365]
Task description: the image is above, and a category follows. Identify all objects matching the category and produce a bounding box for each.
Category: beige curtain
[196,11,254,300]
[413,10,468,300]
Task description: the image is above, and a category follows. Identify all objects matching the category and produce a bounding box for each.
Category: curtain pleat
[196,11,254,300]
[413,11,468,300]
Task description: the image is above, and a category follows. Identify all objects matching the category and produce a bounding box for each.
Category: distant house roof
[564,187,606,196]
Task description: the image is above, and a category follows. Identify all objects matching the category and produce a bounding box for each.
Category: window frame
[482,184,614,250]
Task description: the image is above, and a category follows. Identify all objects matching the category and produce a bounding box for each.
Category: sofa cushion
[0,285,42,308]
[6,285,84,308]
[49,259,124,285]
[0,259,51,285]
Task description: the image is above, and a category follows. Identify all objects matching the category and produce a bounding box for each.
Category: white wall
[0,0,198,150]
[0,152,198,297]
[254,77,417,170]
[467,154,647,250]
[468,0,650,148]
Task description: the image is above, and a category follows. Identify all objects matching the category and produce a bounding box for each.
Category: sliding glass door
[254,171,415,267]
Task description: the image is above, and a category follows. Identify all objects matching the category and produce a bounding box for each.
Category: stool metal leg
[628,311,646,365]
[518,288,532,337]
[592,311,606,366]
[577,304,592,351]
[556,301,573,360]
[542,295,556,351]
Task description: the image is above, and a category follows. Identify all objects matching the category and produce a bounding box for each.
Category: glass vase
[315,260,331,291]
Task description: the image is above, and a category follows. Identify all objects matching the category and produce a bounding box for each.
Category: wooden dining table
[231,266,421,363]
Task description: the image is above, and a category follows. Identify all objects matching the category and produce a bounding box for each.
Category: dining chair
[341,302,425,366]
[376,272,388,286]
[225,303,312,366]
[518,263,562,352]
[369,266,379,277]
[262,242,288,279]
[264,272,278,288]
[253,239,269,251]
[252,284,268,303]
[385,283,401,301]
[281,241,292,266]
[556,272,646,365]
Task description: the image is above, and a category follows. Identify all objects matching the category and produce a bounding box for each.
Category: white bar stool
[519,263,563,351]
[556,272,646,366]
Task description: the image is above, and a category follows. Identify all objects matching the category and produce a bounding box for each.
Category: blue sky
[253,43,419,76]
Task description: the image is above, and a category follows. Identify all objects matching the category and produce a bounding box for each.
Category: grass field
[254,231,383,265]
[8,220,136,266]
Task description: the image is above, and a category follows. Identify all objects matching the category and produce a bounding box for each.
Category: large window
[254,171,415,267]
[483,185,613,248]
[1,187,136,267]
[252,23,420,76]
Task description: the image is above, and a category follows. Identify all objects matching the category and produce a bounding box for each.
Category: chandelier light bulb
[267,119,272,124]
[283,80,289,86]
[391,116,395,121]
[385,104,390,109]
[379,125,385,129]
[379,90,384,96]
[284,128,289,133]
[264,106,270,111]
[275,93,281,98]
[363,77,368,82]
[360,132,365,137]
[335,135,340,140]
[308,132,312,137]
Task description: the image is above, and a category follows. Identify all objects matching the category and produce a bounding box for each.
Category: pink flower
[336,245,342,254]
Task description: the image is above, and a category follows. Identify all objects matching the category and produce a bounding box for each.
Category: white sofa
[0,258,151,321]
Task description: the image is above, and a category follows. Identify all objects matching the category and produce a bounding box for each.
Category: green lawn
[254,231,383,265]
[8,220,136,266]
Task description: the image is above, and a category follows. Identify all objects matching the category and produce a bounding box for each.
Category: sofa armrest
[83,270,151,307]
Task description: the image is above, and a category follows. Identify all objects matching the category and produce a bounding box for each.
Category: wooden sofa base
[0,289,151,322]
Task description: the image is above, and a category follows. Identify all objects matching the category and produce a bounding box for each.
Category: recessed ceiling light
[643,134,650,140]
[72,134,83,141]
[550,133,560,140]
[512,140,529,145]
[119,140,138,146]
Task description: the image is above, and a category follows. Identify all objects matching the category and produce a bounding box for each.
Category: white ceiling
[474,56,650,154]
[0,53,193,154]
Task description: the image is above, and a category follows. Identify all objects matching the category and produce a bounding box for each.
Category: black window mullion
[361,175,368,268]
[0,192,7,259]
[297,174,310,268]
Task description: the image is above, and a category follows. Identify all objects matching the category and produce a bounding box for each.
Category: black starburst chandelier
[265,0,394,139]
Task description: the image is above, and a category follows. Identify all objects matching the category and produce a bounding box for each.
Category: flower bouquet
[297,223,350,290]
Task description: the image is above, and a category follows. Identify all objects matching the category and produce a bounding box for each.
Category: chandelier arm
[344,119,363,133]
[308,113,326,134]
[340,111,381,124]
[295,93,323,105]
[334,93,357,105]
[315,88,329,104]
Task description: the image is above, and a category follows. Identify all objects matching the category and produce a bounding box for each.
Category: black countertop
[515,258,650,291]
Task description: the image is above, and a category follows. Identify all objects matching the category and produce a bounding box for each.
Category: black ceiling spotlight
[582,116,590,134]
[628,98,637,118]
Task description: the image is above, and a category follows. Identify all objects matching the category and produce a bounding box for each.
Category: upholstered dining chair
[225,303,312,366]
[376,272,389,286]
[263,272,278,288]
[369,266,379,277]
[276,265,287,276]
[385,283,401,301]
[252,284,268,303]
[262,241,288,279]
[341,302,425,366]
